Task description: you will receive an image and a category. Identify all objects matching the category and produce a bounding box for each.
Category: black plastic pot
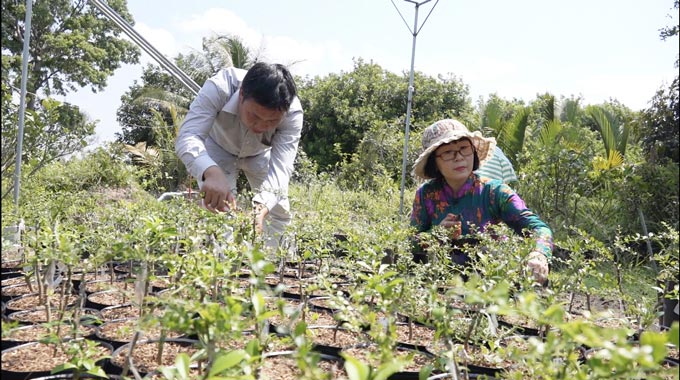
[94,317,138,349]
[0,340,113,380]
[1,283,38,303]
[308,296,342,314]
[107,338,200,376]
[341,343,439,380]
[86,289,134,311]
[661,281,679,329]
[258,350,344,379]
[4,292,80,317]
[31,374,123,380]
[6,307,102,326]
[0,259,26,277]
[2,322,98,351]
[496,317,542,337]
[0,269,24,282]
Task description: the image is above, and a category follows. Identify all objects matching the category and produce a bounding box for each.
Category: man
[175,62,303,251]
[475,146,518,184]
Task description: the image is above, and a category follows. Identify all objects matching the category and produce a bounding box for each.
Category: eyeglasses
[435,144,474,161]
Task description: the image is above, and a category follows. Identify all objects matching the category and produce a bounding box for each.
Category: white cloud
[132,23,181,66]
[177,8,262,50]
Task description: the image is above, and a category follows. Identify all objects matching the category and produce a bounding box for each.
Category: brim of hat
[412,131,497,180]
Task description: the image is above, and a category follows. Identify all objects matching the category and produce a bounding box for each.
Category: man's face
[238,92,285,134]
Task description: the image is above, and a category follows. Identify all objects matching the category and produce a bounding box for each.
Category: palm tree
[180,34,257,86]
[587,105,629,169]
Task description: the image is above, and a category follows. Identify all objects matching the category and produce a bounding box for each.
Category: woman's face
[434,139,475,185]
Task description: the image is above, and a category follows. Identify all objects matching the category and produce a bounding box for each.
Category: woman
[410,119,552,285]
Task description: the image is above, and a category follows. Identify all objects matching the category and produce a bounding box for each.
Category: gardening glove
[200,166,237,213]
[527,250,549,286]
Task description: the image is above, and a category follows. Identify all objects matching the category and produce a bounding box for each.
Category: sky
[61,0,679,146]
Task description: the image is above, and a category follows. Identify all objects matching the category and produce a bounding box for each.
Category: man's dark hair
[424,138,480,178]
[241,62,297,112]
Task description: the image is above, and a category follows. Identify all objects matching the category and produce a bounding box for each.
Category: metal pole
[89,0,201,96]
[398,4,421,215]
[395,0,437,215]
[13,0,33,208]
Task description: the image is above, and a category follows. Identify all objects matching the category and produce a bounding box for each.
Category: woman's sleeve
[410,186,431,233]
[494,184,553,258]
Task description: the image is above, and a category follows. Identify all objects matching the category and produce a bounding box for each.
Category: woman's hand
[441,213,462,239]
[527,251,549,286]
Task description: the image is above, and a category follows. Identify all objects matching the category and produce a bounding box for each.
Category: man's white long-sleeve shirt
[175,67,303,212]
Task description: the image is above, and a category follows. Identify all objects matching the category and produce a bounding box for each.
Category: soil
[1,276,34,288]
[149,276,171,292]
[101,304,144,321]
[4,323,96,345]
[447,342,514,371]
[1,282,41,300]
[1,252,25,270]
[70,271,119,284]
[110,340,199,375]
[392,322,437,347]
[83,279,133,294]
[264,297,310,327]
[6,307,101,325]
[342,344,437,373]
[262,335,297,352]
[87,290,138,309]
[6,293,79,312]
[258,353,345,379]
[264,276,325,297]
[305,326,369,349]
[0,341,110,373]
[306,311,348,327]
[96,318,183,344]
[558,291,627,318]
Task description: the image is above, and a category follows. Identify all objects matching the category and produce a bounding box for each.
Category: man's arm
[175,70,236,212]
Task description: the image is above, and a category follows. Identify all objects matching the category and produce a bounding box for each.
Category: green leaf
[640,330,668,363]
[87,367,109,379]
[175,352,191,379]
[252,291,265,316]
[51,362,77,374]
[373,361,404,380]
[343,354,370,380]
[209,350,246,377]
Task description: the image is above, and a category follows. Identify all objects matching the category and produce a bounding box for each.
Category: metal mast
[393,0,439,215]
[13,0,33,209]
[89,0,201,96]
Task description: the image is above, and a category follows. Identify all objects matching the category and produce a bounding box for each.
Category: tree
[1,0,140,110]
[298,59,473,170]
[179,34,257,86]
[639,0,679,164]
[640,78,679,163]
[1,0,140,199]
[1,96,96,199]
[116,64,193,145]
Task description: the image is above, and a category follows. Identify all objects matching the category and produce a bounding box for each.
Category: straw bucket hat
[412,119,496,180]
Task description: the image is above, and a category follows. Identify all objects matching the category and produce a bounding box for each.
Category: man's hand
[201,166,236,213]
[527,251,549,286]
[253,203,269,234]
